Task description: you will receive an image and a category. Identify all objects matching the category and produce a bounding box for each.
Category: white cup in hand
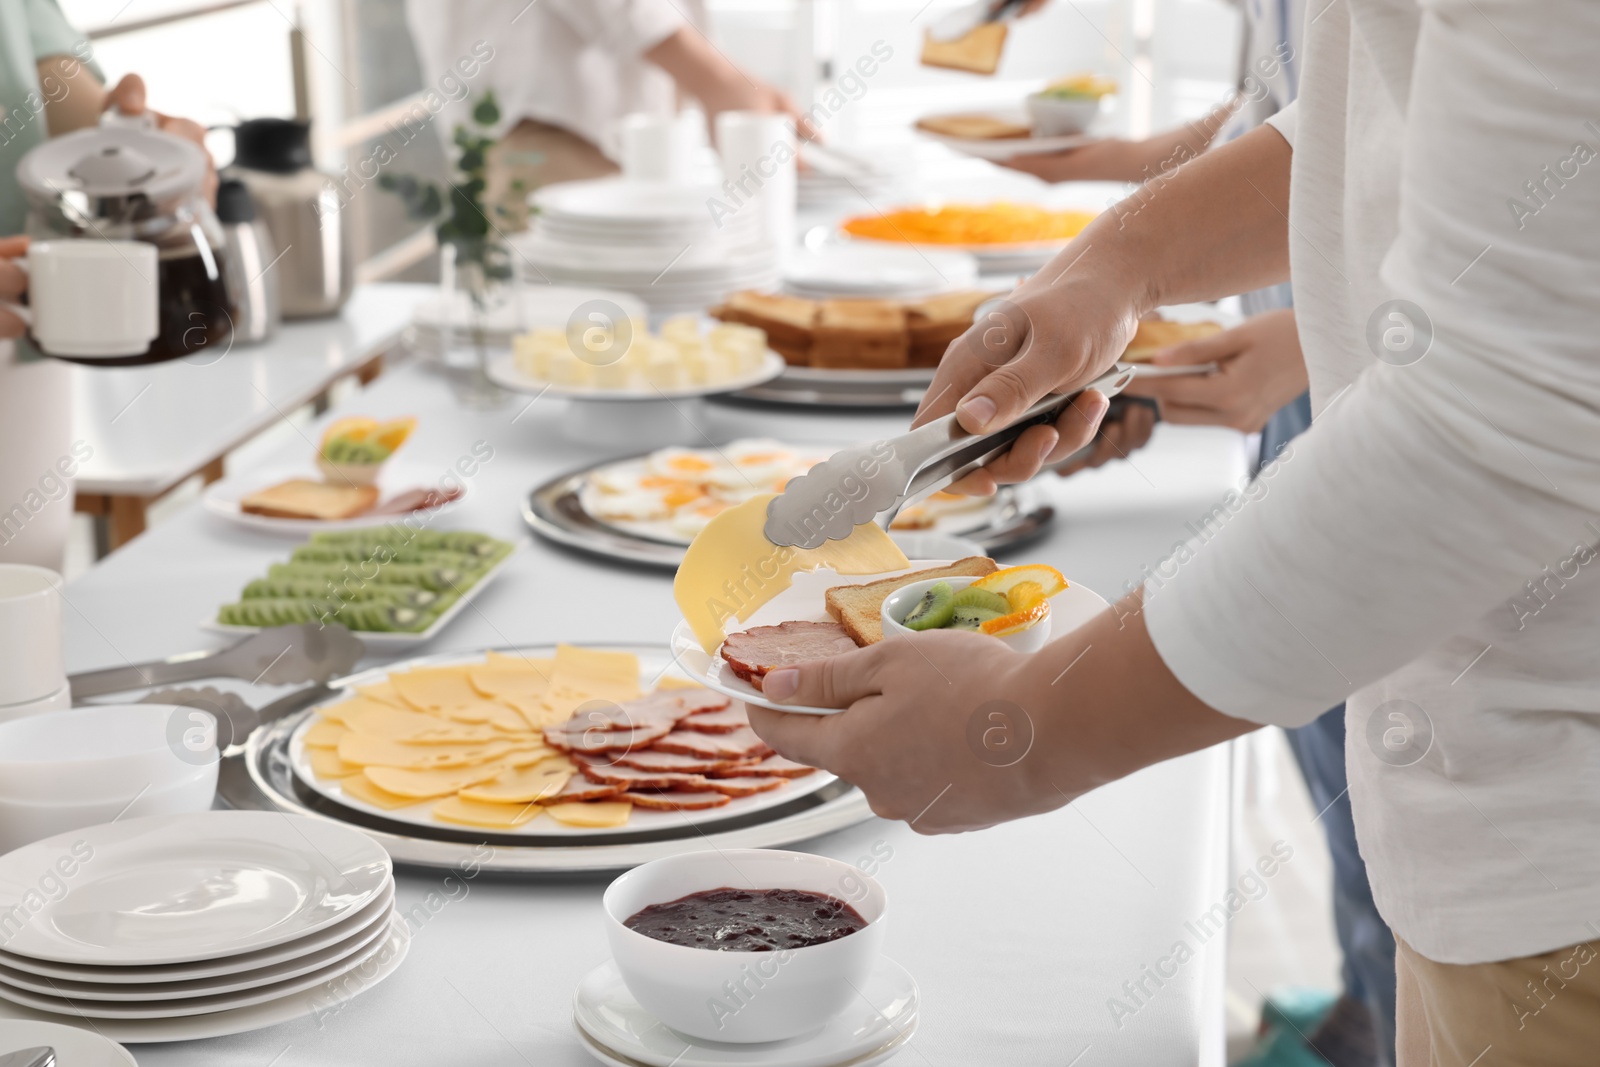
[3,240,159,359]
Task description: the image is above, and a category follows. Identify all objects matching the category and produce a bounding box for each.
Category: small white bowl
[881,575,1052,653]
[0,763,217,855]
[0,681,71,724]
[602,848,887,1044]
[0,704,218,803]
[1025,93,1103,136]
[0,564,65,707]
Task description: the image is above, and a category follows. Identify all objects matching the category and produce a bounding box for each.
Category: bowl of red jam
[602,848,887,1043]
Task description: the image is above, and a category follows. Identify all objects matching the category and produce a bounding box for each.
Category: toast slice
[241,479,380,521]
[914,113,1031,140]
[1121,319,1224,362]
[711,291,817,366]
[906,290,995,367]
[919,23,1009,76]
[825,556,999,646]
[812,299,909,370]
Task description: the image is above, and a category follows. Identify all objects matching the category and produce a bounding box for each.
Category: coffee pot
[15,119,237,366]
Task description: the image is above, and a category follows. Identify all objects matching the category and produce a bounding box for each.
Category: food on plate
[216,526,513,634]
[1037,73,1118,100]
[841,203,1096,247]
[721,620,859,690]
[512,315,770,391]
[824,557,998,646]
[710,290,997,370]
[624,888,867,950]
[674,493,909,654]
[241,480,379,521]
[1122,318,1224,361]
[301,646,817,828]
[895,563,1069,638]
[914,113,1032,140]
[318,416,417,486]
[919,21,1008,76]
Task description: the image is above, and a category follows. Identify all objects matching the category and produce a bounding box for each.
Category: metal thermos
[215,179,280,343]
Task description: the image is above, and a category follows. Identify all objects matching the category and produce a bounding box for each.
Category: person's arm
[1122,308,1308,432]
[644,26,813,138]
[1002,97,1242,184]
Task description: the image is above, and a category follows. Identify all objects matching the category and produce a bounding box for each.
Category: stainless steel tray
[522,459,1055,570]
[726,365,936,408]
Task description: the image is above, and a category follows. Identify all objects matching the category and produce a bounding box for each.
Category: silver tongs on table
[765,363,1135,550]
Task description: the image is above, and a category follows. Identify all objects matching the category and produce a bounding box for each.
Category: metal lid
[16,125,207,204]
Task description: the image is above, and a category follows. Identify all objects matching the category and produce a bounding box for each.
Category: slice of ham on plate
[543,721,671,753]
[547,777,624,802]
[720,620,858,690]
[666,689,732,714]
[679,706,751,734]
[620,789,733,811]
[653,725,772,761]
[706,754,816,779]
[702,776,785,797]
[579,762,716,791]
[612,749,758,774]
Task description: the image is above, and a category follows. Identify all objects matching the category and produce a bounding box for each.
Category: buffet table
[56,284,1252,1065]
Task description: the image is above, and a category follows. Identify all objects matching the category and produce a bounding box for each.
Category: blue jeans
[1260,389,1397,1063]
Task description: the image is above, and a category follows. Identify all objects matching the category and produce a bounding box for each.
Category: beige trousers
[1396,935,1600,1066]
[486,118,619,231]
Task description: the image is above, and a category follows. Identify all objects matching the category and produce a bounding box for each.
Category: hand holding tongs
[765,363,1135,549]
[926,0,1033,42]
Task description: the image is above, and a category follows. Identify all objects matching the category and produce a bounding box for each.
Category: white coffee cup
[619,112,692,182]
[0,564,67,707]
[4,240,159,359]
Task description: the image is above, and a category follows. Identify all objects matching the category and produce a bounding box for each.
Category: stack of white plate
[796,144,909,209]
[0,811,405,1042]
[410,284,648,353]
[784,243,980,301]
[514,179,781,314]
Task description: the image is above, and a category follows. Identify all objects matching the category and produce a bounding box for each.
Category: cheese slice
[553,645,640,702]
[656,676,705,690]
[673,493,910,653]
[356,680,407,707]
[341,704,500,744]
[337,733,522,769]
[316,696,396,725]
[390,666,487,713]
[340,774,423,810]
[441,699,534,734]
[467,652,554,701]
[497,693,571,730]
[543,801,632,828]
[363,759,515,799]
[302,719,348,749]
[309,748,363,779]
[458,759,573,803]
[433,795,543,829]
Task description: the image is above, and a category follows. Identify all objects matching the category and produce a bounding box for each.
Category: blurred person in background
[1,0,211,570]
[405,0,809,225]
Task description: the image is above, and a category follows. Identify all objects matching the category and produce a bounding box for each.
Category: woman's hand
[0,236,30,340]
[1052,398,1159,477]
[1123,308,1307,432]
[104,75,217,203]
[744,631,1062,833]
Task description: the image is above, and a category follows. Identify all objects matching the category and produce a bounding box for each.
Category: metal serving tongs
[765,363,1135,549]
[69,623,365,700]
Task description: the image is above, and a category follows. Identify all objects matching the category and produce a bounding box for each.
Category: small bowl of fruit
[881,564,1066,653]
[317,416,417,487]
[1026,74,1117,136]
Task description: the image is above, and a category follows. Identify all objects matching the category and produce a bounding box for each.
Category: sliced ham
[620,789,732,811]
[578,762,716,791]
[543,721,671,753]
[720,620,858,689]
[680,706,750,734]
[547,777,624,802]
[612,749,757,774]
[668,688,732,713]
[653,725,772,761]
[701,776,785,797]
[706,754,816,779]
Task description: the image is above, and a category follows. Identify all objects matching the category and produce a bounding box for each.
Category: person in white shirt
[747,2,1600,1062]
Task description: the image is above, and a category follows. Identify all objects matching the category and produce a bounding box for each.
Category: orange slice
[372,417,417,452]
[972,565,1068,600]
[980,599,1051,637]
[321,415,377,446]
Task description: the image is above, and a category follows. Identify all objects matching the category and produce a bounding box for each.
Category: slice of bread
[241,479,380,521]
[825,556,999,646]
[812,299,909,370]
[906,290,995,367]
[1121,319,1224,361]
[914,113,1031,140]
[711,292,817,365]
[919,23,1009,77]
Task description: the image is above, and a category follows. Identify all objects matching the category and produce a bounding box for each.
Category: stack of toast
[711,289,996,370]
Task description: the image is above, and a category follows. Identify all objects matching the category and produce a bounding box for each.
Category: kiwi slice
[952,587,1010,615]
[949,604,1006,632]
[901,581,956,631]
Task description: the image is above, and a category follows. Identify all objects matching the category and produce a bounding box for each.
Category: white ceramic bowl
[1025,93,1103,136]
[602,849,887,1043]
[0,564,65,706]
[0,704,218,803]
[881,575,1052,653]
[0,762,217,856]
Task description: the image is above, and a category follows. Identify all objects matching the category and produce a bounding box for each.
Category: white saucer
[0,811,391,965]
[202,462,467,536]
[572,957,918,1067]
[0,1019,136,1066]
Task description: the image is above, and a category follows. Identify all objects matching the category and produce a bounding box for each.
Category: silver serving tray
[522,461,1055,570]
[726,365,936,408]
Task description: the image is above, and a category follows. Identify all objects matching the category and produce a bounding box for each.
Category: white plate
[913,105,1106,161]
[288,646,838,838]
[485,350,785,402]
[535,179,721,223]
[410,285,647,333]
[672,563,1111,715]
[0,1020,136,1067]
[0,917,409,1043]
[0,811,391,965]
[783,245,979,300]
[204,540,525,650]
[573,957,917,1067]
[201,462,467,536]
[0,880,394,984]
[0,892,393,1001]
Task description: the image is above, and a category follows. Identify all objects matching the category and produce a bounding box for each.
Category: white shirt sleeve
[1263,99,1296,148]
[544,0,685,57]
[1145,0,1600,727]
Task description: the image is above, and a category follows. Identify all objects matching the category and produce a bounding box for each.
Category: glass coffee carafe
[15,118,237,366]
